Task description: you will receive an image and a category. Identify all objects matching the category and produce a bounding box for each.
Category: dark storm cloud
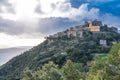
[0,18,31,35]
[0,17,84,36]
[37,17,86,35]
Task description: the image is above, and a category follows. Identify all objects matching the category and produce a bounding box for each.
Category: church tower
[89,20,101,32]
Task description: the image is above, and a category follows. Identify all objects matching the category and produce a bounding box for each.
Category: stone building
[67,30,76,37]
[46,20,104,39]
[89,20,102,32]
[76,31,83,38]
[100,40,107,46]
[54,32,65,38]
[66,26,84,38]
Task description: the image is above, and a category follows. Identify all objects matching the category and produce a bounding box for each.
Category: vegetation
[21,60,84,80]
[0,24,120,80]
[21,42,120,80]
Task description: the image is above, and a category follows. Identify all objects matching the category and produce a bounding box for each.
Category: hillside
[21,42,120,80]
[0,20,120,80]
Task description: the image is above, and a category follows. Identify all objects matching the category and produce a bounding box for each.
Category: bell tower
[89,20,101,32]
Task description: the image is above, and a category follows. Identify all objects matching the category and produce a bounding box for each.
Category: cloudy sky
[0,0,120,48]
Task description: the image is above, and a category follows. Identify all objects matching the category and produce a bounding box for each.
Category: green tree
[22,68,34,80]
[22,62,63,80]
[87,42,120,80]
[62,60,80,80]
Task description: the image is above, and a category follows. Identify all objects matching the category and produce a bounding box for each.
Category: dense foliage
[22,60,84,80]
[21,42,120,80]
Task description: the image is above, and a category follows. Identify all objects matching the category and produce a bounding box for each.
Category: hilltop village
[48,20,102,38]
[46,20,118,46]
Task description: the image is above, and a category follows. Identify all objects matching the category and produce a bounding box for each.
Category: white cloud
[0,0,38,20]
[0,33,45,48]
[0,0,100,35]
[38,0,68,13]
[0,0,99,21]
[10,0,38,19]
[36,1,99,20]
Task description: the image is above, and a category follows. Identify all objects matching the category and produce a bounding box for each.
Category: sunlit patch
[0,0,38,20]
[0,33,45,48]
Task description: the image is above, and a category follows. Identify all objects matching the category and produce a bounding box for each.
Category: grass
[93,53,108,61]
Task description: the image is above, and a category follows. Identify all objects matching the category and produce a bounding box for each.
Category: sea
[0,46,32,66]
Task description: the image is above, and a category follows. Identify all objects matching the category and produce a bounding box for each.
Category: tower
[89,20,101,32]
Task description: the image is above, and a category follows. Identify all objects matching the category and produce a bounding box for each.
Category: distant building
[66,26,83,38]
[46,20,104,39]
[67,30,76,37]
[76,31,83,38]
[54,32,66,38]
[100,40,107,46]
[89,20,102,32]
